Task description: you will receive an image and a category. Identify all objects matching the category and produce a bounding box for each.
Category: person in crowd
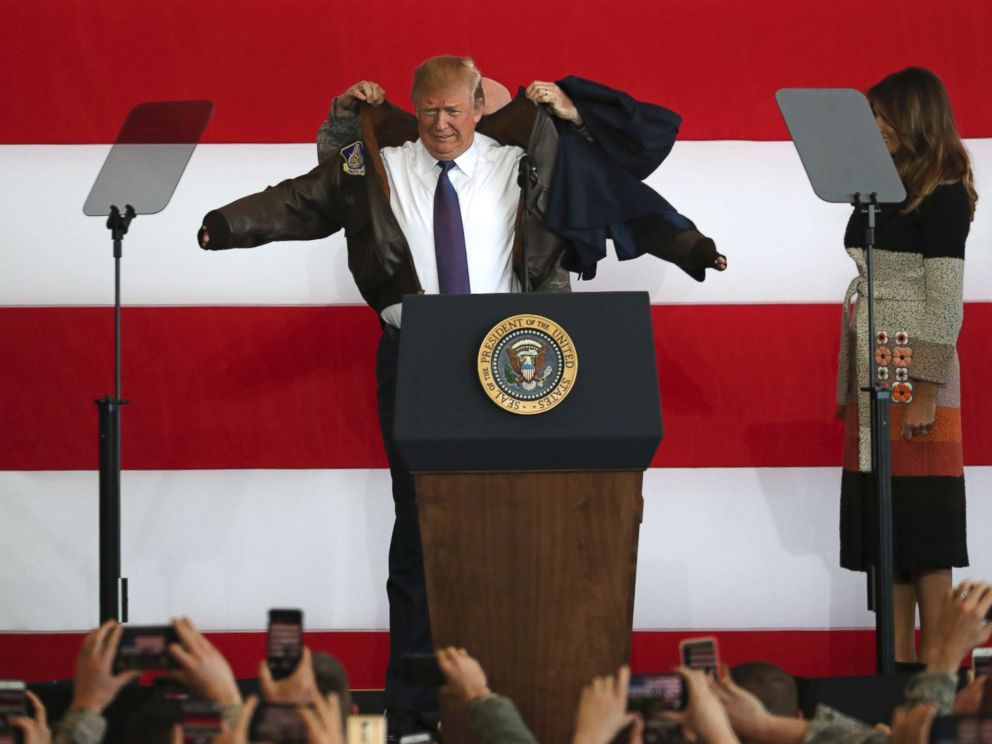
[258,646,353,728]
[198,53,726,735]
[53,620,143,744]
[51,616,351,744]
[713,582,992,744]
[836,66,978,663]
[730,662,801,719]
[436,646,536,744]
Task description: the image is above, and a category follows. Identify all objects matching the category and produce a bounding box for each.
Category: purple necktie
[433,160,471,294]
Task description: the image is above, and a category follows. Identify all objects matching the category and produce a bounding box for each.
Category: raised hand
[336,81,386,114]
[169,616,241,706]
[69,620,141,713]
[525,81,582,125]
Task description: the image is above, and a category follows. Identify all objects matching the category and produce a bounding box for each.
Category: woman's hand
[525,81,582,125]
[902,381,937,439]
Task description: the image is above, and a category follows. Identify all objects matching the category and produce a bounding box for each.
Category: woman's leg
[894,581,918,662]
[916,569,953,663]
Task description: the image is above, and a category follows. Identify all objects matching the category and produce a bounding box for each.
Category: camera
[113,625,180,673]
[268,609,304,680]
[0,680,27,744]
[930,715,992,744]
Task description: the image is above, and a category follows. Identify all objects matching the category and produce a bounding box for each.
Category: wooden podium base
[416,470,644,744]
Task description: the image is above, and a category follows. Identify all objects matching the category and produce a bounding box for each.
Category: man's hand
[437,647,491,706]
[711,666,772,742]
[525,81,583,125]
[199,225,210,247]
[298,688,346,744]
[902,381,937,440]
[259,647,318,705]
[665,668,738,744]
[927,582,992,674]
[211,694,258,744]
[890,704,937,744]
[169,617,242,706]
[335,81,386,115]
[8,690,51,744]
[69,620,141,713]
[572,665,636,744]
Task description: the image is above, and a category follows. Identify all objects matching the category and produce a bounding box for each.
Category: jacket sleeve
[316,98,362,165]
[200,163,345,250]
[910,185,969,384]
[466,694,538,744]
[54,710,107,744]
[802,705,887,744]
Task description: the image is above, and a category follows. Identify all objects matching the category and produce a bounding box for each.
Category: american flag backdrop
[1,0,990,685]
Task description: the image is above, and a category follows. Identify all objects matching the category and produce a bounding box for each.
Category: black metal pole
[96,395,125,621]
[96,204,133,623]
[859,194,895,674]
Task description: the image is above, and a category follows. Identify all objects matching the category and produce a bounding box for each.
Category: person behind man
[730,662,801,720]
[198,54,725,736]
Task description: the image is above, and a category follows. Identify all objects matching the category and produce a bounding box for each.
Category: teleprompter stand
[84,100,212,622]
[777,89,906,674]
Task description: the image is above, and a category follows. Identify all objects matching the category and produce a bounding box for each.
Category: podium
[394,292,662,744]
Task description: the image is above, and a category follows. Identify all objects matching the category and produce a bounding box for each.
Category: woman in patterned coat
[836,67,978,663]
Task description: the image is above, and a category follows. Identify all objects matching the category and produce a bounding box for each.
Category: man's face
[415,87,482,161]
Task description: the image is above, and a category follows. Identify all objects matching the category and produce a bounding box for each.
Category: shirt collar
[415,134,485,179]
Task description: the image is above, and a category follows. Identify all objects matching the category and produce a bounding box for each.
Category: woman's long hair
[869,67,977,218]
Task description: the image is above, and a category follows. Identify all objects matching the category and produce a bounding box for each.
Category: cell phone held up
[627,673,688,714]
[113,626,180,673]
[679,637,720,676]
[0,681,27,744]
[268,609,304,680]
[180,700,223,744]
[930,714,992,744]
[974,648,992,681]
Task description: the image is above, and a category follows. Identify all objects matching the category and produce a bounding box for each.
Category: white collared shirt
[378,133,524,328]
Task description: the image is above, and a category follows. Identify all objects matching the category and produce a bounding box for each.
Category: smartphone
[0,681,27,744]
[400,654,445,687]
[929,715,992,744]
[268,609,304,680]
[679,637,719,676]
[180,700,223,744]
[249,703,310,744]
[974,648,992,679]
[348,715,387,744]
[627,673,688,715]
[113,625,180,673]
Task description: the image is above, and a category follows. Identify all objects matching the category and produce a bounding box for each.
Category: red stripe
[3,0,991,143]
[0,629,889,685]
[2,303,990,470]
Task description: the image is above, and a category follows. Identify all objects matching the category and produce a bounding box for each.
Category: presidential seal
[477,314,578,415]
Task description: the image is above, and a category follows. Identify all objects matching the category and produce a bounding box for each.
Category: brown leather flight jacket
[200,99,571,313]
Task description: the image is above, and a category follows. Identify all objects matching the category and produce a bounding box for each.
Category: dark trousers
[376,327,437,712]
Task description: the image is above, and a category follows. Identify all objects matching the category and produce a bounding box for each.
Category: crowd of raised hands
[5,582,991,744]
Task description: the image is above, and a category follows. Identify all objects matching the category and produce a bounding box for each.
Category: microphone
[517,154,538,189]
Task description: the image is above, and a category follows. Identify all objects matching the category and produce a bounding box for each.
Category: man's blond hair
[411,56,484,109]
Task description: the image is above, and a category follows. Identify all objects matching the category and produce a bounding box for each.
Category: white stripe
[2,140,989,306]
[2,467,989,631]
